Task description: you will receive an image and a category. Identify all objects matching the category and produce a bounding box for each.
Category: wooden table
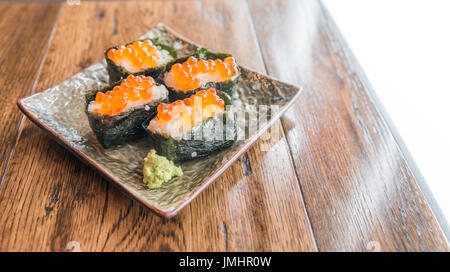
[0,0,448,252]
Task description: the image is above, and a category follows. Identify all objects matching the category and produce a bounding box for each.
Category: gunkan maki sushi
[86,74,169,148]
[144,88,236,162]
[105,38,177,83]
[161,48,239,101]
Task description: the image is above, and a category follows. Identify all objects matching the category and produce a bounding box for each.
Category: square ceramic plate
[17,23,302,218]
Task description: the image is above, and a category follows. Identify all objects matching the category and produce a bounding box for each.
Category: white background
[323,0,450,222]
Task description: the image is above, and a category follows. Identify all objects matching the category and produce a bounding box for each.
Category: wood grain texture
[0,0,316,251]
[248,0,449,251]
[0,2,61,185]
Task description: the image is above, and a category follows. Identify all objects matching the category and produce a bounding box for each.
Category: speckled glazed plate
[17,23,302,218]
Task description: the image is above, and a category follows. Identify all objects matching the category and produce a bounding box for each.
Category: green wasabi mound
[143,149,183,188]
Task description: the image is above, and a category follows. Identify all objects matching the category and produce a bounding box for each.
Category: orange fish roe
[92,75,156,116]
[156,88,225,127]
[166,56,237,92]
[107,40,160,72]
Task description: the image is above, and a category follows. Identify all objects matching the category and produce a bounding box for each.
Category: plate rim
[16,22,304,218]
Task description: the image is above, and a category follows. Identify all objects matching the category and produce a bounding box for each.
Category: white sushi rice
[148,105,193,138]
[148,104,224,139]
[87,84,168,114]
[117,49,172,73]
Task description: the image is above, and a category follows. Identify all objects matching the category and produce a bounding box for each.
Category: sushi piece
[144,88,236,162]
[85,74,169,148]
[160,48,239,101]
[105,38,177,83]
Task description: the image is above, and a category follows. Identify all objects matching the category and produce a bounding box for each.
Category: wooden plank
[0,0,316,251]
[248,0,449,251]
[0,2,61,185]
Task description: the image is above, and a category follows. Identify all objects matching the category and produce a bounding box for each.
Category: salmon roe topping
[107,40,160,71]
[93,75,156,116]
[156,88,225,126]
[168,56,237,92]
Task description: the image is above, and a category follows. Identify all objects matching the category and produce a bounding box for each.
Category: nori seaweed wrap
[159,48,239,101]
[105,38,177,84]
[85,74,169,148]
[144,88,236,162]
